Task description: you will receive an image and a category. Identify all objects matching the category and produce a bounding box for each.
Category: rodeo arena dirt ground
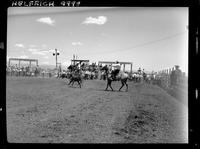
[6,76,188,143]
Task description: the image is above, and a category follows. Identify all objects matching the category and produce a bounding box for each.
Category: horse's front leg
[78,81,81,88]
[68,79,72,85]
[109,82,114,91]
[72,80,75,86]
[105,79,114,91]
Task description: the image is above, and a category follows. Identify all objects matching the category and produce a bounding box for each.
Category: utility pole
[53,49,59,69]
[73,54,75,65]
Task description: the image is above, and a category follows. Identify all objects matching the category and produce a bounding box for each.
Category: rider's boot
[112,75,116,81]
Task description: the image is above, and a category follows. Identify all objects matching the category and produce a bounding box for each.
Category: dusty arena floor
[6,77,188,143]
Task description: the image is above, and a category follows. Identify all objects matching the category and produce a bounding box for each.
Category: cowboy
[138,67,142,75]
[142,69,147,81]
[111,61,121,80]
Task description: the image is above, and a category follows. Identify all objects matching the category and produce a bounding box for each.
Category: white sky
[7,7,188,74]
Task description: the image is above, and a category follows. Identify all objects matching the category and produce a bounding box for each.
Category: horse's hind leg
[105,82,110,91]
[125,82,128,92]
[119,82,124,91]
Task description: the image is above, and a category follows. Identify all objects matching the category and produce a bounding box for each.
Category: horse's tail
[127,75,132,81]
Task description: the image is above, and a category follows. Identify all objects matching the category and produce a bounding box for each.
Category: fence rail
[6,70,55,78]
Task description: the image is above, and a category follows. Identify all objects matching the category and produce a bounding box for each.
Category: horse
[68,70,83,88]
[146,74,155,84]
[58,70,69,79]
[84,70,91,80]
[105,70,129,92]
[59,73,68,79]
[133,73,143,83]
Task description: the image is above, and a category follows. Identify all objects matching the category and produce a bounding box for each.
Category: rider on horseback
[138,67,142,75]
[111,61,121,81]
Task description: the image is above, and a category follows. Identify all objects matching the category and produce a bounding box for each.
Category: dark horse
[68,64,77,72]
[105,70,129,92]
[68,70,83,88]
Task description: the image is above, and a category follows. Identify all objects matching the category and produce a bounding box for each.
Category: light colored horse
[84,70,91,79]
[105,71,129,92]
[131,73,143,83]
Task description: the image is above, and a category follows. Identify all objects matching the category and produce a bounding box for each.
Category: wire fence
[154,67,187,89]
[153,66,188,105]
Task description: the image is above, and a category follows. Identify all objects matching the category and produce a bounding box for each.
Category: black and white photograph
[6,7,188,143]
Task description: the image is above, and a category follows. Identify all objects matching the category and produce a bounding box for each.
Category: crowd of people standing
[6,64,41,77]
[6,62,186,88]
